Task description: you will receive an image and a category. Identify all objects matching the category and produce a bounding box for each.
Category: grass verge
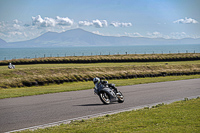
[19,97,200,133]
[1,53,200,65]
[1,60,200,88]
[1,75,200,99]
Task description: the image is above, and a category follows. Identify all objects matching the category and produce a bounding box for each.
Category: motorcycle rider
[93,77,103,94]
[93,77,119,95]
[8,63,15,69]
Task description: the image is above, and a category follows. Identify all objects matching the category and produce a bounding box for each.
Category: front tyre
[99,92,110,104]
[117,91,124,103]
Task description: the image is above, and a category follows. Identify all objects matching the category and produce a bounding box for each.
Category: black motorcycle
[94,81,124,104]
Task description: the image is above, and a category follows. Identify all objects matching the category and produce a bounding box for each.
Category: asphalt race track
[0,79,200,132]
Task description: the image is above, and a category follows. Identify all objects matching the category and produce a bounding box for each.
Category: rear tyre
[99,92,110,104]
[117,91,124,103]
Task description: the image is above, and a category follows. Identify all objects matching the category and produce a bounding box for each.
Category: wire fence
[1,50,198,61]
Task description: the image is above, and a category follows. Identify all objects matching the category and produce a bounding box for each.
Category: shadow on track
[75,102,118,106]
[75,103,104,106]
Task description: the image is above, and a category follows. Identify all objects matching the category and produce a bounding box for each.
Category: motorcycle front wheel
[99,92,110,104]
[117,91,124,103]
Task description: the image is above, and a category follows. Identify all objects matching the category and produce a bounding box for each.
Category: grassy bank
[0,60,200,88]
[1,53,200,65]
[19,97,200,133]
[1,75,200,99]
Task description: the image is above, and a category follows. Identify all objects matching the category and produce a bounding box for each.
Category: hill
[4,28,200,47]
[0,38,8,47]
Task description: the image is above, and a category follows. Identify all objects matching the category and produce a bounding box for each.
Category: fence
[1,50,197,61]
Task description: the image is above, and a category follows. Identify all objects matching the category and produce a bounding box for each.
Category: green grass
[19,97,200,133]
[1,60,200,88]
[0,60,200,69]
[1,75,200,99]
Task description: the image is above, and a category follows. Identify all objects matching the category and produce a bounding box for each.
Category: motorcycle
[8,63,15,69]
[94,81,124,104]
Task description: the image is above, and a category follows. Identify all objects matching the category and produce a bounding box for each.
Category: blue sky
[0,0,200,42]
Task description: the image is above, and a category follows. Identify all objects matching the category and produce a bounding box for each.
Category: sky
[0,0,200,42]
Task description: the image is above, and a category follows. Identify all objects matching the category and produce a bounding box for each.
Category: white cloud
[0,15,75,42]
[146,31,197,39]
[110,22,132,27]
[32,15,44,25]
[147,31,163,38]
[13,24,21,29]
[152,31,161,35]
[1,15,200,42]
[42,17,56,27]
[93,19,108,28]
[78,21,93,27]
[9,31,23,36]
[173,17,198,24]
[55,16,73,26]
[79,20,132,28]
[92,30,104,35]
[13,19,21,24]
[125,32,142,37]
[32,15,73,27]
[32,15,56,27]
[170,32,190,39]
[79,19,107,28]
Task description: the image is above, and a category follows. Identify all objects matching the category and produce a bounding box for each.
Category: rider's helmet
[93,77,100,84]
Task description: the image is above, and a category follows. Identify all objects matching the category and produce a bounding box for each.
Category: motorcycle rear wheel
[99,92,110,104]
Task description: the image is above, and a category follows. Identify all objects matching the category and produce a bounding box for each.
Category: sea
[0,44,200,61]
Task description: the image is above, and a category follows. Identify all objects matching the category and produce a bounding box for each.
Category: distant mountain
[4,28,200,47]
[0,38,8,47]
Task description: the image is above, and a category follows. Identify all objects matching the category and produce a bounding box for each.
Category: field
[0,60,200,89]
[0,53,200,99]
[19,97,200,133]
[1,53,200,132]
